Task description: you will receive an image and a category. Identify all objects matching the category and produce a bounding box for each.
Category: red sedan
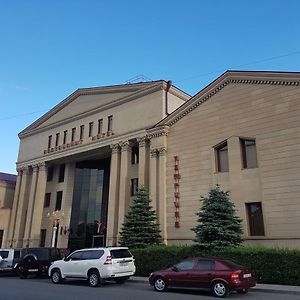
[149,257,256,298]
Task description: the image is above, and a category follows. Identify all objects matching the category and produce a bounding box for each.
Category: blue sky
[1,0,300,174]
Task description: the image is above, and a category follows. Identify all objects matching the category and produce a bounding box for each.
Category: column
[23,164,39,247]
[6,168,22,247]
[149,148,158,211]
[137,136,149,189]
[14,166,32,247]
[106,143,121,246]
[117,141,131,242]
[29,162,47,247]
[158,147,168,244]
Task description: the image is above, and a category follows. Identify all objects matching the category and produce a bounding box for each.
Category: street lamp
[47,210,64,247]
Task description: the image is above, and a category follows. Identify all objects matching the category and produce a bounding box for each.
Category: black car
[18,248,61,279]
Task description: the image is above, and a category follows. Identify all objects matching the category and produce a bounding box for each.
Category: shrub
[131,245,300,285]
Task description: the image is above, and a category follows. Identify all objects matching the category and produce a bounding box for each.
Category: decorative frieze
[147,126,169,140]
[173,155,181,228]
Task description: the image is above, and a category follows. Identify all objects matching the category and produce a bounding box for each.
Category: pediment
[155,70,300,128]
[19,81,165,137]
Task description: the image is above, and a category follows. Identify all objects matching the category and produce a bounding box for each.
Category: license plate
[120,262,128,267]
[28,269,38,272]
[243,273,251,278]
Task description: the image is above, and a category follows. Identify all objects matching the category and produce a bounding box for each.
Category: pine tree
[119,187,162,248]
[192,185,243,250]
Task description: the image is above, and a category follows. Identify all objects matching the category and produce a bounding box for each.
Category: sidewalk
[129,276,300,295]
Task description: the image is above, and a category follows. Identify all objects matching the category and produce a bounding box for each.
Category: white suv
[48,247,135,287]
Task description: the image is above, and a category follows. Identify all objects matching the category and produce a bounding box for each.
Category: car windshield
[221,259,243,269]
[0,250,9,259]
[110,249,132,259]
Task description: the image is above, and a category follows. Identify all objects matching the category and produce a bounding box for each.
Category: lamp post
[47,210,64,247]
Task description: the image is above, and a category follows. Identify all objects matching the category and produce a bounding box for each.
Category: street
[0,275,299,300]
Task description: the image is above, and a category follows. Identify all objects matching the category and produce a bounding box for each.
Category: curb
[129,277,300,295]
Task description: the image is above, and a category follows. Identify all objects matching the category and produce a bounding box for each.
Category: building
[6,71,300,250]
[0,172,16,247]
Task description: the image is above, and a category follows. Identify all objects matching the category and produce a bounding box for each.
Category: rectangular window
[55,133,60,147]
[0,230,3,248]
[130,178,138,196]
[55,191,63,211]
[47,166,54,182]
[131,146,139,164]
[98,119,103,134]
[58,164,65,183]
[89,122,94,137]
[241,138,258,169]
[80,125,85,140]
[63,130,68,144]
[215,141,229,172]
[246,202,265,236]
[40,229,46,247]
[48,135,52,149]
[71,127,76,142]
[44,193,51,208]
[108,115,113,131]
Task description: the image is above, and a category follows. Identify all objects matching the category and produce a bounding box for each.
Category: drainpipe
[165,80,172,116]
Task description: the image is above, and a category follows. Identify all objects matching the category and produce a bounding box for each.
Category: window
[55,191,63,211]
[98,119,103,134]
[108,115,113,131]
[40,229,46,247]
[58,164,65,183]
[47,166,54,181]
[196,259,215,271]
[71,127,76,142]
[55,133,60,147]
[48,135,52,149]
[240,138,257,169]
[0,231,4,248]
[81,250,104,260]
[44,193,51,208]
[63,130,68,144]
[80,125,84,140]
[0,250,8,259]
[175,259,194,271]
[215,141,229,172]
[68,251,82,261]
[130,178,138,196]
[246,202,265,236]
[110,249,132,258]
[89,122,94,137]
[13,250,20,259]
[131,146,139,165]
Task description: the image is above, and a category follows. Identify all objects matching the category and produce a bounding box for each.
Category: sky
[1,0,300,174]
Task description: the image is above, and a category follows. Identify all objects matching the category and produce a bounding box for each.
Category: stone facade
[5,71,300,249]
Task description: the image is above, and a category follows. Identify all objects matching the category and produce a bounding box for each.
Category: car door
[80,250,104,278]
[168,259,196,288]
[190,259,216,288]
[62,251,83,278]
[0,250,10,270]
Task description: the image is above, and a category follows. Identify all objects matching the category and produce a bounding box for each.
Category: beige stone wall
[166,82,300,248]
[0,182,15,247]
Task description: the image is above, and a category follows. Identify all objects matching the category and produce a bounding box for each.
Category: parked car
[0,248,21,273]
[18,247,61,279]
[49,247,136,287]
[149,257,256,298]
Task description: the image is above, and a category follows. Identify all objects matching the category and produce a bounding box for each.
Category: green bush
[131,245,300,286]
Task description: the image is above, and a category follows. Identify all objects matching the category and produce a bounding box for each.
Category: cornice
[19,82,165,138]
[147,125,169,139]
[157,71,300,128]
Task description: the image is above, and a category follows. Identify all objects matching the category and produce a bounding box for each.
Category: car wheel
[88,271,100,287]
[114,278,126,284]
[51,269,62,284]
[154,277,168,292]
[237,288,248,294]
[212,281,229,298]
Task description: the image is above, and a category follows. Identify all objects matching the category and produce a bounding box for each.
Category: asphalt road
[0,275,299,300]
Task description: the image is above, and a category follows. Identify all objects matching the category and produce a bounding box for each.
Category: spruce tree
[192,185,243,250]
[119,187,162,248]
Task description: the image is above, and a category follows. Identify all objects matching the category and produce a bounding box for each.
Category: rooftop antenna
[125,74,152,84]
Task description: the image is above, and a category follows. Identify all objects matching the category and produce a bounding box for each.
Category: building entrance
[68,158,110,251]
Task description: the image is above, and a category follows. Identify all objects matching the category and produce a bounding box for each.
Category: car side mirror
[171,266,178,272]
[64,257,69,261]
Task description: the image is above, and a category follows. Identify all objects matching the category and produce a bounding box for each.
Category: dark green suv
[18,248,61,279]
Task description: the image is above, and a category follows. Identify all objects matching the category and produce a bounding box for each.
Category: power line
[174,51,300,83]
[0,109,48,121]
